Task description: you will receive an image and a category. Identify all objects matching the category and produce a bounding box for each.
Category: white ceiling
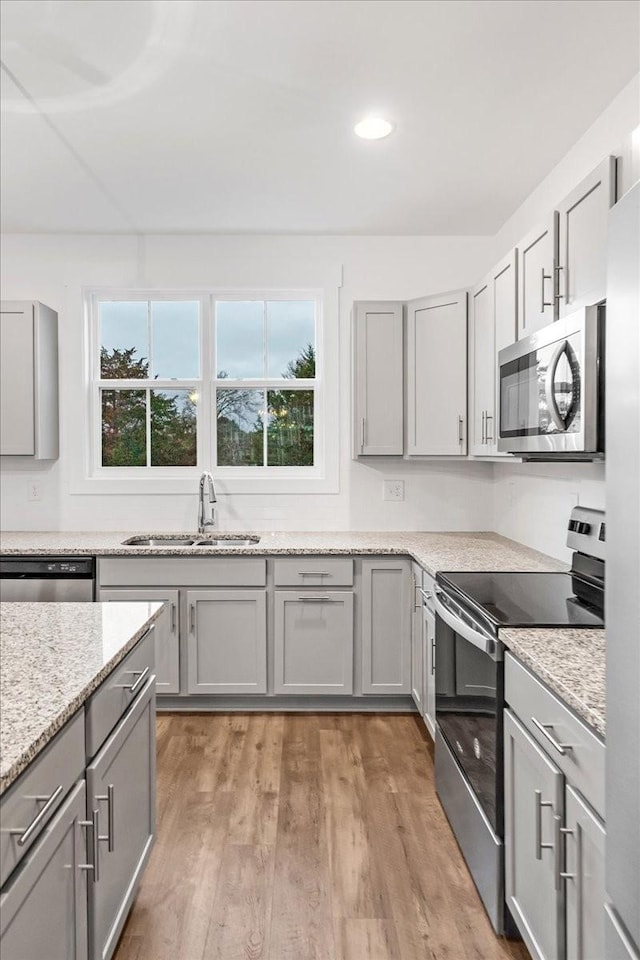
[1,0,638,235]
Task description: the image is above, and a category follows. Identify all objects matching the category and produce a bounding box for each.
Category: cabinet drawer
[505,653,605,819]
[98,556,266,587]
[273,557,353,587]
[0,710,85,887]
[85,628,155,760]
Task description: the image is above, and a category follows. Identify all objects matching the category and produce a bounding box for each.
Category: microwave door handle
[545,340,569,431]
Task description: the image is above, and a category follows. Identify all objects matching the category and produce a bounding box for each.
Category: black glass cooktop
[436,571,604,630]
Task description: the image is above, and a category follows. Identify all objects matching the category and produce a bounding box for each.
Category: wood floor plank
[112,713,529,960]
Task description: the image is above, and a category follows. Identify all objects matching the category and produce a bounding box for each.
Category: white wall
[0,233,495,533]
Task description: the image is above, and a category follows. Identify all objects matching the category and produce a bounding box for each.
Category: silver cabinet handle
[116,666,150,694]
[299,571,330,577]
[12,784,65,846]
[481,410,486,444]
[190,603,196,633]
[297,596,340,602]
[458,415,464,446]
[485,413,494,442]
[531,717,572,756]
[419,587,432,604]
[431,635,436,675]
[541,267,553,311]
[95,783,115,852]
[413,577,421,611]
[170,601,176,632]
[534,789,555,860]
[554,815,575,891]
[361,417,366,451]
[79,809,100,883]
[554,263,564,301]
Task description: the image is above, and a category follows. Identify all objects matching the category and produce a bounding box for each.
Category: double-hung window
[90,292,323,484]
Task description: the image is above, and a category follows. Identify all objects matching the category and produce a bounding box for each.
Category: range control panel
[567,506,606,560]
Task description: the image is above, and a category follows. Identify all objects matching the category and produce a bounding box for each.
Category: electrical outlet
[383,480,405,502]
[27,482,41,502]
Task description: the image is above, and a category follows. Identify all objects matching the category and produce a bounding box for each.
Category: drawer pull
[116,666,150,695]
[13,784,64,846]
[96,783,115,852]
[299,571,330,577]
[297,596,339,602]
[79,809,100,882]
[534,789,555,860]
[531,716,573,756]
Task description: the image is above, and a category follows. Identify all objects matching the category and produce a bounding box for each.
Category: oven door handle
[433,589,501,660]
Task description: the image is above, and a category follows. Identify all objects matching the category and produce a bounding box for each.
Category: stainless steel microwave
[497,306,604,458]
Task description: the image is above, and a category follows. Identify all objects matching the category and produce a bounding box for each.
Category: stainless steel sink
[122,535,261,548]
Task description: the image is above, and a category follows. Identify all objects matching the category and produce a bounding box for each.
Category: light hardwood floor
[114,713,530,960]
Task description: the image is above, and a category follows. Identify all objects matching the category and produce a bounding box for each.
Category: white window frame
[80,287,338,495]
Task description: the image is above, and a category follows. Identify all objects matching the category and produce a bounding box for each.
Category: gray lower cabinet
[564,785,606,960]
[504,707,564,960]
[410,566,424,713]
[86,678,156,960]
[422,592,436,737]
[186,589,267,694]
[0,780,89,960]
[98,589,179,694]
[274,591,354,694]
[361,559,410,694]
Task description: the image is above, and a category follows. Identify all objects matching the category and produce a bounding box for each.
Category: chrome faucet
[198,472,217,534]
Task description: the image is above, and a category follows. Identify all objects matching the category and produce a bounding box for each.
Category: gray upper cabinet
[0,301,59,459]
[98,590,179,695]
[564,785,606,960]
[517,214,559,338]
[504,707,564,960]
[557,156,616,317]
[186,589,267,694]
[274,591,354,695]
[0,781,88,960]
[406,290,468,456]
[352,301,404,456]
[86,677,156,960]
[361,559,411,694]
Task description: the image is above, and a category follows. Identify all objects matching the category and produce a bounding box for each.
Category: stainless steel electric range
[432,507,605,934]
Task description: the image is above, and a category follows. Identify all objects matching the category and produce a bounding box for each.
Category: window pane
[216,301,264,379]
[217,389,264,466]
[151,301,200,379]
[150,390,197,466]
[99,301,149,378]
[267,390,314,466]
[101,390,146,466]
[267,301,315,378]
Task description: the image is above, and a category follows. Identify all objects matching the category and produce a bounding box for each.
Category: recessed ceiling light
[354,116,394,140]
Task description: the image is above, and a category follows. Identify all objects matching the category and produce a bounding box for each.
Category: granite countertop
[500,627,606,738]
[0,601,164,794]
[0,530,567,577]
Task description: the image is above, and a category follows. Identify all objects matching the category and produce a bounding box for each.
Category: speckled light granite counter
[500,627,606,738]
[0,601,163,794]
[0,530,567,577]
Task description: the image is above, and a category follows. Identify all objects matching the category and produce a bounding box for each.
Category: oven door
[497,307,601,455]
[434,592,503,834]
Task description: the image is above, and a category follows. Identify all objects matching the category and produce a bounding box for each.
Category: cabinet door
[353,301,403,456]
[557,156,616,317]
[491,249,518,455]
[361,559,411,694]
[410,570,424,713]
[518,215,558,338]
[470,278,493,455]
[274,592,354,694]
[565,785,606,960]
[86,677,155,960]
[186,589,267,694]
[98,589,179,694]
[0,305,35,455]
[423,602,436,739]
[406,290,467,456]
[0,781,88,960]
[504,708,564,960]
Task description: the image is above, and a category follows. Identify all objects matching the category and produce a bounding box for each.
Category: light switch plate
[383,480,404,502]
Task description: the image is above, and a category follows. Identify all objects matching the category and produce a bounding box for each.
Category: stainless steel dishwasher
[0,556,95,601]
